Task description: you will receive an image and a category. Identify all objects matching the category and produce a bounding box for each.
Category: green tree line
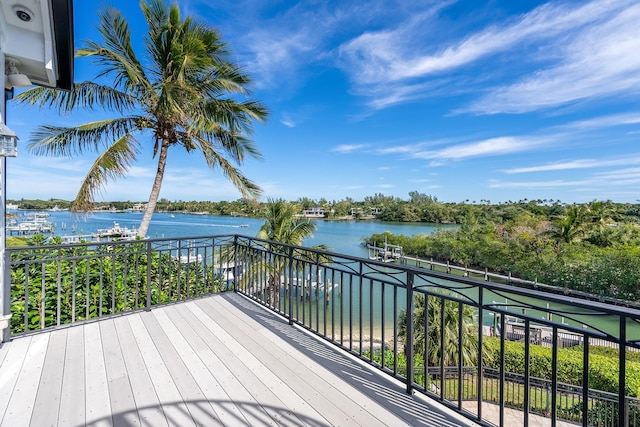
[365,199,640,302]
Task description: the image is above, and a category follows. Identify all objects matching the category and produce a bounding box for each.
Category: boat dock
[6,213,54,236]
[367,242,403,262]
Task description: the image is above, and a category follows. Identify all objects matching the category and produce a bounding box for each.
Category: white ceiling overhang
[1,0,73,90]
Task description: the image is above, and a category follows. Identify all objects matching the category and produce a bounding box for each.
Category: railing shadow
[224,293,476,427]
[82,398,333,427]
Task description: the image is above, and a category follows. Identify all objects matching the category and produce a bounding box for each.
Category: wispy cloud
[332,144,366,153]
[411,136,545,161]
[338,0,639,113]
[490,180,588,189]
[563,112,640,130]
[280,116,296,128]
[467,2,640,114]
[504,156,640,174]
[491,166,640,191]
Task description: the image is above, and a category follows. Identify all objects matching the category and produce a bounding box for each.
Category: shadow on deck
[0,292,475,427]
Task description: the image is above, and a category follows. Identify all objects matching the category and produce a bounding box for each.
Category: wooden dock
[0,292,475,426]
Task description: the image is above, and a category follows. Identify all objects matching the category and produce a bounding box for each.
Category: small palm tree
[548,205,588,244]
[255,199,322,306]
[399,293,481,368]
[18,0,267,237]
[257,199,317,247]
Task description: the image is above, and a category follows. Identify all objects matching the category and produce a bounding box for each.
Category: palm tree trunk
[138,140,169,238]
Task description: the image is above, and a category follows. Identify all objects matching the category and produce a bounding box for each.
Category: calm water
[11,210,629,340]
[16,210,448,257]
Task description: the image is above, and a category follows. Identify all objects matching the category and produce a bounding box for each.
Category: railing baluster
[405,271,414,395]
[552,326,558,426]
[524,319,530,427]
[457,301,463,410]
[620,316,627,427]
[6,234,640,427]
[477,288,483,422]
[582,333,589,427]
[499,312,506,426]
[146,241,152,311]
[24,264,29,332]
[288,246,294,325]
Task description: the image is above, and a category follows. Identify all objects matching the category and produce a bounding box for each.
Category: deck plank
[58,326,85,426]
[202,296,386,426]
[113,315,167,427]
[1,334,49,426]
[126,315,196,427]
[0,293,479,427]
[190,299,331,426]
[83,322,113,427]
[153,307,249,425]
[173,305,275,425]
[0,336,32,422]
[30,329,67,427]
[162,305,274,426]
[100,320,141,427]
[185,302,306,427]
[139,311,223,426]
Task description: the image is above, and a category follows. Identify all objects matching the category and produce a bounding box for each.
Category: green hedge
[483,337,640,397]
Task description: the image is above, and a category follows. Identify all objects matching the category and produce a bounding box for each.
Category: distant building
[301,207,326,218]
[131,203,147,212]
[350,207,381,217]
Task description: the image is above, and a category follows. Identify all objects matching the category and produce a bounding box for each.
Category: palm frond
[72,134,141,212]
[195,132,262,168]
[194,135,262,199]
[27,117,145,157]
[197,98,268,134]
[77,7,150,96]
[15,82,136,113]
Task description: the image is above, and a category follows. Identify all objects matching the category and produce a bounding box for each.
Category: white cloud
[332,144,366,153]
[504,156,640,174]
[281,117,296,128]
[564,112,640,129]
[489,180,587,189]
[491,166,640,191]
[468,2,640,114]
[412,136,543,161]
[337,0,639,113]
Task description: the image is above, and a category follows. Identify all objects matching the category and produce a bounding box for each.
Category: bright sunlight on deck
[0,292,474,426]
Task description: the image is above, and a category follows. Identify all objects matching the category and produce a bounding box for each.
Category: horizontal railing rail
[6,234,640,426]
[6,234,238,334]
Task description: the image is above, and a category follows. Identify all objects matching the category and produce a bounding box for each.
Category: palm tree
[17,0,267,238]
[548,205,588,244]
[257,199,317,247]
[255,199,324,306]
[399,293,481,368]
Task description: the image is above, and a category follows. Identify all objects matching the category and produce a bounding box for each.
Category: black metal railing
[5,234,640,427]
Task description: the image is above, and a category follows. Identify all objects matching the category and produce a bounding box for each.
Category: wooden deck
[0,292,476,426]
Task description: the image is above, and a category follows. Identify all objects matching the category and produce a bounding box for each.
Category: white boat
[220,262,243,282]
[177,249,203,264]
[95,222,138,240]
[6,213,55,235]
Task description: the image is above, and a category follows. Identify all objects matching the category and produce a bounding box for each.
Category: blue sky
[6,0,640,204]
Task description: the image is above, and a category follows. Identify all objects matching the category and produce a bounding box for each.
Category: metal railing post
[620,315,627,427]
[1,249,11,342]
[146,241,152,311]
[405,271,414,395]
[288,246,294,325]
[233,235,239,292]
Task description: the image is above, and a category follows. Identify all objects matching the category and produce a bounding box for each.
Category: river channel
[11,210,633,343]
